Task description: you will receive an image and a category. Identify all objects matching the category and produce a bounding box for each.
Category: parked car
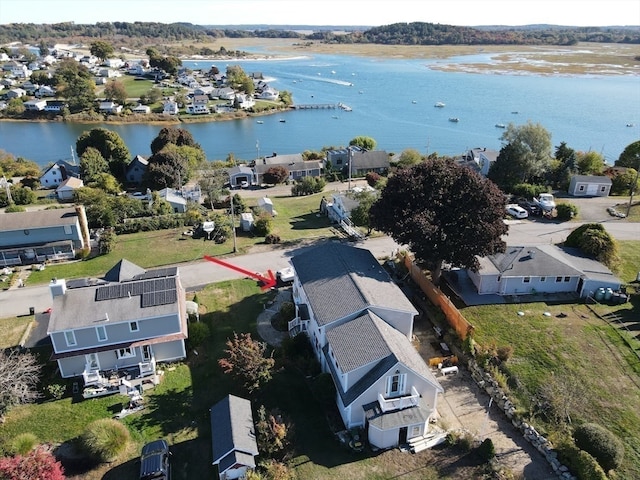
[140,440,171,480]
[506,204,529,219]
[517,200,542,216]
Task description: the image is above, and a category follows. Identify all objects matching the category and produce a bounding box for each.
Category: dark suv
[140,440,171,480]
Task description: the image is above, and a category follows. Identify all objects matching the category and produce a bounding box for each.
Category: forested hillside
[1,21,638,46]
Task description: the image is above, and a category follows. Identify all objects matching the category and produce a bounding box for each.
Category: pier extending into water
[291,103,337,110]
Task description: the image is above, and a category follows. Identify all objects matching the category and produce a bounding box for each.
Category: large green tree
[370,158,508,284]
[151,127,200,155]
[488,142,529,192]
[76,128,130,179]
[80,146,109,183]
[90,40,114,61]
[145,150,189,189]
[349,136,377,150]
[615,140,640,170]
[576,150,604,175]
[499,121,553,183]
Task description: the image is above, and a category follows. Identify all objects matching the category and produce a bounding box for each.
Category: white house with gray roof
[46,259,188,384]
[288,243,444,450]
[468,245,622,298]
[210,394,259,480]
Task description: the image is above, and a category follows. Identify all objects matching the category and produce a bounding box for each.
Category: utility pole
[348,146,352,191]
[626,167,640,218]
[228,177,237,253]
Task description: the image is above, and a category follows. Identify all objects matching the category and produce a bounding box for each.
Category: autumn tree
[218,332,274,393]
[90,40,114,61]
[263,166,289,185]
[76,128,130,180]
[255,405,291,458]
[0,447,65,480]
[349,136,377,150]
[104,79,127,106]
[370,158,508,284]
[0,350,41,418]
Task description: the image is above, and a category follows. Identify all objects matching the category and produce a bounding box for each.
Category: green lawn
[27,192,339,285]
[462,299,640,478]
[0,316,33,348]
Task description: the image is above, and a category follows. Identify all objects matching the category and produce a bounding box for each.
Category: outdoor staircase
[409,429,448,453]
[339,218,364,240]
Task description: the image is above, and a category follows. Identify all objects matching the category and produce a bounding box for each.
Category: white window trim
[64,330,76,346]
[386,372,407,398]
[129,321,140,332]
[116,347,135,359]
[96,325,107,342]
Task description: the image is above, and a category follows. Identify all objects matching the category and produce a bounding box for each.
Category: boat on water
[533,193,556,212]
[448,117,459,123]
[495,123,506,128]
[434,102,445,108]
[626,123,634,127]
[338,103,352,111]
[256,120,264,124]
[412,100,417,104]
[279,119,286,123]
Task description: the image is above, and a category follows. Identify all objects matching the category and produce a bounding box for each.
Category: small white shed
[568,175,612,197]
[257,197,277,216]
[240,212,254,232]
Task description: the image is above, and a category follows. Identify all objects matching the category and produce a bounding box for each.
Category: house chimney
[49,278,67,297]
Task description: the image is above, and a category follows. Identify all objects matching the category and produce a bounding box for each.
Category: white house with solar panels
[288,243,445,450]
[46,259,188,388]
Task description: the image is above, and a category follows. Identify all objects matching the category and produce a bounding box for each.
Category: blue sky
[1,0,639,26]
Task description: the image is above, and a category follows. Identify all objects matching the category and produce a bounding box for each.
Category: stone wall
[467,359,576,480]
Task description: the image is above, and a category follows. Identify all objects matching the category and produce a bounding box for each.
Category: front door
[85,353,99,370]
[399,426,408,444]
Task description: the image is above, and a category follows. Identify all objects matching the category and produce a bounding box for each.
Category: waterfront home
[0,206,90,267]
[44,99,67,113]
[24,98,47,111]
[125,155,149,185]
[56,177,84,201]
[99,101,123,114]
[39,160,80,188]
[132,104,151,114]
[46,259,188,386]
[288,243,444,450]
[162,100,179,115]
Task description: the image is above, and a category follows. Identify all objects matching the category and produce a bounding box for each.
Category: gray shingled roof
[570,174,612,184]
[103,259,146,283]
[323,311,442,407]
[0,207,79,232]
[291,243,417,326]
[210,395,258,469]
[479,245,620,282]
[47,264,183,332]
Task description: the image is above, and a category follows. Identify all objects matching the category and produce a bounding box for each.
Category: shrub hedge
[573,423,624,472]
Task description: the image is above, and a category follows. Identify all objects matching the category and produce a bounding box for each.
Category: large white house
[288,243,444,450]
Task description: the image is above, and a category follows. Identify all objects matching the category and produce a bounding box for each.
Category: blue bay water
[0,53,638,167]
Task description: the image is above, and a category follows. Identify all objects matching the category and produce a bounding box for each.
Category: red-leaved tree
[218,332,274,393]
[0,447,65,480]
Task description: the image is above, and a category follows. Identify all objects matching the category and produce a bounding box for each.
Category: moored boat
[448,117,459,122]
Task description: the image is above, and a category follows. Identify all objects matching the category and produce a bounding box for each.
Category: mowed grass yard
[0,279,483,480]
[28,191,338,285]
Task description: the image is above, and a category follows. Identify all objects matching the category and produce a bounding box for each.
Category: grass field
[462,298,640,478]
[27,191,338,285]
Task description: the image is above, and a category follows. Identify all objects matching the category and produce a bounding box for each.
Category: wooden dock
[291,103,338,110]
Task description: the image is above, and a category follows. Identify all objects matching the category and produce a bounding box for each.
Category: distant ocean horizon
[1,52,638,167]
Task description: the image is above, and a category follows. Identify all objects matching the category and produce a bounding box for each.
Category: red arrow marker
[203,255,277,290]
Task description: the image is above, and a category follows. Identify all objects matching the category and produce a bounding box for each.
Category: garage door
[586,184,599,195]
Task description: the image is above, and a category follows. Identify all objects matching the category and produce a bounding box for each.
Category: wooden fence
[403,254,475,340]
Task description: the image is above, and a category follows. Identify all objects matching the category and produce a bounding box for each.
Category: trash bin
[29,307,35,315]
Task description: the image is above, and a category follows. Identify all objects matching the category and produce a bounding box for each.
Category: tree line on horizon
[1,21,638,47]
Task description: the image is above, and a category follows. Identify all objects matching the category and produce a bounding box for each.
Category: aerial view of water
[1,52,638,167]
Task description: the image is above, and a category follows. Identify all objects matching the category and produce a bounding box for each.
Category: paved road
[0,236,400,318]
[1,215,637,318]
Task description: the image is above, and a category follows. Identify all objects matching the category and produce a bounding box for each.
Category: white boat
[495,123,506,128]
[338,103,352,111]
[533,193,556,212]
[434,102,445,108]
[256,120,264,124]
